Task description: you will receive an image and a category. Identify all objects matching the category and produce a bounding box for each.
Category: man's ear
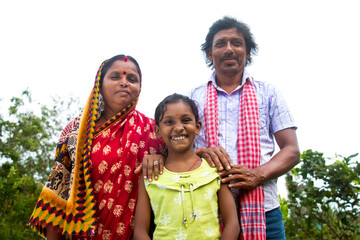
[155,125,162,138]
[207,49,213,62]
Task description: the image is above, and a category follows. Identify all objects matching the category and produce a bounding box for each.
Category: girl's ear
[196,120,202,135]
[155,125,162,138]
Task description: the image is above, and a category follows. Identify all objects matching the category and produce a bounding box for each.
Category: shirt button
[227,116,231,121]
[227,138,231,142]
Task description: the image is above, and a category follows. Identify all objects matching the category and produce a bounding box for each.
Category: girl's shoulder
[200,158,216,170]
[146,159,219,190]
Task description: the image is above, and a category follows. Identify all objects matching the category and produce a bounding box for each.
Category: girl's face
[101,60,140,116]
[155,101,201,155]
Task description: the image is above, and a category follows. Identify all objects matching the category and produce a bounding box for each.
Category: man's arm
[219,128,299,189]
[259,127,300,180]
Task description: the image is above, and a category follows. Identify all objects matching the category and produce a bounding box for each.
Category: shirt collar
[208,67,253,91]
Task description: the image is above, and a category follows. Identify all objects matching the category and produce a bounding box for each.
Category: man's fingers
[206,148,224,170]
[219,165,260,189]
[202,152,216,168]
[218,147,233,170]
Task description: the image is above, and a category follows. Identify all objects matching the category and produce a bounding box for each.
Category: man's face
[207,28,249,75]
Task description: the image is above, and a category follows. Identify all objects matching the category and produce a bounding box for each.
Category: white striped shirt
[189,68,297,211]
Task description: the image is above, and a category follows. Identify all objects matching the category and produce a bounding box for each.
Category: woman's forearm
[46,227,63,240]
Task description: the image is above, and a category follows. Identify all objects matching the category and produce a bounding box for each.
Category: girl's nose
[174,123,184,131]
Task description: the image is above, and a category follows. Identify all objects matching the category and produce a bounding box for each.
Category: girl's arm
[133,174,152,240]
[218,183,240,240]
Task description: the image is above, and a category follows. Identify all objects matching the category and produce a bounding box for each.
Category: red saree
[28,58,164,239]
[87,109,161,240]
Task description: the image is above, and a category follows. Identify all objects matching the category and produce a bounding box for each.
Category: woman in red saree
[28,54,164,240]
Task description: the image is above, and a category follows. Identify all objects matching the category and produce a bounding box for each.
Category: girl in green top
[133,93,239,240]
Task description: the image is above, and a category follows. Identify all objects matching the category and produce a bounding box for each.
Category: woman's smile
[115,89,130,96]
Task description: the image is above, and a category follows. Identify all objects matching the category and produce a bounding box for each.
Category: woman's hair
[99,54,142,88]
[155,93,199,126]
[201,16,258,68]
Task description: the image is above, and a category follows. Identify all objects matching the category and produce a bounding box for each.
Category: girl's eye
[182,118,192,123]
[164,120,173,125]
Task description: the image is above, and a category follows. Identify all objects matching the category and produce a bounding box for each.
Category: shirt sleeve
[268,85,297,134]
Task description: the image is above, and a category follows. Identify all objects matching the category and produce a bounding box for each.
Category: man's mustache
[220,53,238,62]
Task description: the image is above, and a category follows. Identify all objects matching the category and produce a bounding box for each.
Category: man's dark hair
[201,16,258,68]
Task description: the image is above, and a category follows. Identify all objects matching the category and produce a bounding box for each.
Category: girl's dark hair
[201,16,258,68]
[99,54,142,88]
[155,93,199,126]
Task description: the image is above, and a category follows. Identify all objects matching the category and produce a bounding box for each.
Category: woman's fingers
[141,155,164,181]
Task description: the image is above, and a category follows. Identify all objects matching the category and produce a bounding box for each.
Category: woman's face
[101,60,141,117]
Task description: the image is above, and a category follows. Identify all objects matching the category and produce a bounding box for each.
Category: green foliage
[0,166,43,239]
[283,150,360,239]
[0,90,80,239]
[0,89,79,182]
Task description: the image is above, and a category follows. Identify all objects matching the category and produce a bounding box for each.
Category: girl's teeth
[172,136,186,140]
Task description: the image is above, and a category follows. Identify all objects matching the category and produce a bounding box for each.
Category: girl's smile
[170,135,188,141]
[155,101,201,156]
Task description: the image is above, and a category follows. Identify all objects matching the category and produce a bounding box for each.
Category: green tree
[283,150,360,239]
[0,90,79,181]
[0,90,80,239]
[0,167,43,239]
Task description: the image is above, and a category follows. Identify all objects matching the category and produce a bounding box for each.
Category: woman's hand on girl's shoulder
[134,154,165,182]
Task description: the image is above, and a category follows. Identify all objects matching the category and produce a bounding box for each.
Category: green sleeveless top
[145,159,221,240]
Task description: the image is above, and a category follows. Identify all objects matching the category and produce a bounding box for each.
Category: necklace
[166,156,201,172]
[187,156,201,171]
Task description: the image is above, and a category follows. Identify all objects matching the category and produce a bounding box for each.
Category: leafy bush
[0,90,80,239]
[283,150,360,239]
[0,166,43,239]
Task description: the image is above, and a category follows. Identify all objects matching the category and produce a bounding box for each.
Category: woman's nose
[119,77,128,87]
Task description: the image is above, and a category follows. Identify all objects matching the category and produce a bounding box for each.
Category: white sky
[1,1,359,165]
